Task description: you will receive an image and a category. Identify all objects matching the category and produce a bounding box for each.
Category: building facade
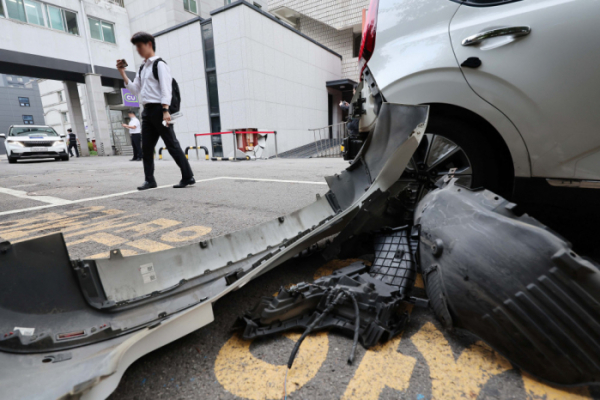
[2,0,363,160]
[0,74,45,155]
[268,0,369,82]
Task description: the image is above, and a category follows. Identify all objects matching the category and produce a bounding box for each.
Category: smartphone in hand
[116,59,128,69]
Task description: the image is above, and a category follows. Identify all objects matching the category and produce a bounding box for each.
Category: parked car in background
[357,0,600,204]
[1,125,69,163]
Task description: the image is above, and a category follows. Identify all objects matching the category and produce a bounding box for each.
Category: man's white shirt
[128,117,141,134]
[125,56,172,105]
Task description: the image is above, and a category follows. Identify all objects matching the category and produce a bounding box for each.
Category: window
[5,0,79,35]
[18,97,30,107]
[202,23,215,70]
[61,112,69,123]
[64,10,78,35]
[207,72,220,115]
[88,17,116,43]
[184,0,198,14]
[24,0,45,27]
[353,33,362,58]
[46,5,64,31]
[0,1,5,18]
[23,115,34,125]
[224,0,233,5]
[57,91,63,102]
[7,0,27,22]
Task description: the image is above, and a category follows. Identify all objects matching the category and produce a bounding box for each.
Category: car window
[9,127,59,136]
[451,0,522,6]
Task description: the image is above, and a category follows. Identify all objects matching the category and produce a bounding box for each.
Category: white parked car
[1,125,69,163]
[357,0,600,203]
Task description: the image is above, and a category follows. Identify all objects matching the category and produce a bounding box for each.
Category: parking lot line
[0,186,73,206]
[0,176,326,217]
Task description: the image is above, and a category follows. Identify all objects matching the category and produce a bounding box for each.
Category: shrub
[88,142,94,152]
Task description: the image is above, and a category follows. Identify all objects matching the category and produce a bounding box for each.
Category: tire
[61,156,69,161]
[8,157,16,164]
[400,115,511,203]
[427,115,506,194]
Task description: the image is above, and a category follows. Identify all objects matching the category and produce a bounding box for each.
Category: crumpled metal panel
[416,178,600,386]
[0,103,428,400]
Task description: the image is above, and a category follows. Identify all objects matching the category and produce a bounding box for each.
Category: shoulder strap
[138,64,144,76]
[152,58,165,81]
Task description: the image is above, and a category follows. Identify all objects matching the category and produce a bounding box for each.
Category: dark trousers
[131,133,142,160]
[141,104,193,183]
[68,142,79,157]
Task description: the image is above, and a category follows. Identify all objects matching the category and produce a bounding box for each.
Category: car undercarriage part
[234,226,425,367]
[0,103,429,400]
[416,177,600,386]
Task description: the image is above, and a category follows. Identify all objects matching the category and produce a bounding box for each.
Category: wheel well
[423,103,515,198]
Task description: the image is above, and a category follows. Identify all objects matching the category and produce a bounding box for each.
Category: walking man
[67,128,79,158]
[116,32,195,190]
[122,111,142,161]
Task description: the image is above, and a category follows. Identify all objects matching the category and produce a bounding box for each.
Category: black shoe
[173,177,195,188]
[137,158,143,161]
[130,158,137,161]
[138,181,157,191]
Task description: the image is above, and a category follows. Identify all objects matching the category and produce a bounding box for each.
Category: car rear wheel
[398,115,506,204]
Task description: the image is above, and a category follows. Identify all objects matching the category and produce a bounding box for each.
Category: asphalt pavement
[0,155,597,400]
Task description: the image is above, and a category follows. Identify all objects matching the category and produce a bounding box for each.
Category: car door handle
[462,26,531,46]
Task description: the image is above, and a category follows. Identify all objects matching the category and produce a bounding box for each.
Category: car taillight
[358,0,380,79]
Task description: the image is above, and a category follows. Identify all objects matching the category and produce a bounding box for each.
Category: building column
[63,81,90,157]
[84,73,113,156]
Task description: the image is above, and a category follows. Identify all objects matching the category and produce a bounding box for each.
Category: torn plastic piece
[234,261,411,348]
[416,178,600,386]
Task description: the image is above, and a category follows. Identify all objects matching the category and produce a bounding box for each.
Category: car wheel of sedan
[398,115,506,205]
[8,157,17,164]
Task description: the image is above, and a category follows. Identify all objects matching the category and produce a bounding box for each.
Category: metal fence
[309,122,347,158]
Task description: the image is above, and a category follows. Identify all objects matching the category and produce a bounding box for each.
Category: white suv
[1,125,69,163]
[358,0,600,203]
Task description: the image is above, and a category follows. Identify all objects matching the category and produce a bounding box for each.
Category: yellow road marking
[343,333,416,400]
[522,372,590,399]
[67,232,128,247]
[116,218,181,236]
[215,332,328,400]
[161,225,212,242]
[411,321,513,399]
[63,216,138,238]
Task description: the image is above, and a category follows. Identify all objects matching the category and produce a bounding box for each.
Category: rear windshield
[9,127,59,137]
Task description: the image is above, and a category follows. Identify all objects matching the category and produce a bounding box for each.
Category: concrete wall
[212,3,342,157]
[0,75,45,155]
[153,21,211,157]
[0,0,136,77]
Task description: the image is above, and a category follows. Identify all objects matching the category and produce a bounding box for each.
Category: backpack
[138,58,181,114]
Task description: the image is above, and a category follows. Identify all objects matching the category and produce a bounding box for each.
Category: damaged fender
[416,178,600,386]
[0,103,428,400]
